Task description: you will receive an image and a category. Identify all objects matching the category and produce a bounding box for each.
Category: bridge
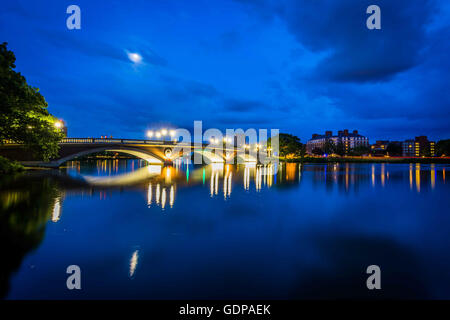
[0,137,258,167]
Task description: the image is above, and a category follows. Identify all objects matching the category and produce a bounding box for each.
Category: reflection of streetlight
[147,130,154,138]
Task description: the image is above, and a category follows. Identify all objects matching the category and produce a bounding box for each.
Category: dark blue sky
[1,0,449,142]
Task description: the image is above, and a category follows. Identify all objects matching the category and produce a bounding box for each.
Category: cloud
[38,30,167,67]
[238,0,437,82]
[225,99,268,112]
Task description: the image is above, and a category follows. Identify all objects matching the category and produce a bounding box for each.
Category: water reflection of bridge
[55,161,280,211]
[47,162,447,223]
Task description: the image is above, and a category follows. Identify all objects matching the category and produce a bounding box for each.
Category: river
[1,160,449,299]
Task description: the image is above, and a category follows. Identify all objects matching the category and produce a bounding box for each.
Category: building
[371,140,389,155]
[306,129,369,154]
[402,136,435,157]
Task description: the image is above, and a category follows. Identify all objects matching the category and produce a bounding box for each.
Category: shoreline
[280,156,450,164]
[4,155,450,171]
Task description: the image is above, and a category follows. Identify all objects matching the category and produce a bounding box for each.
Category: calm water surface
[1,160,449,299]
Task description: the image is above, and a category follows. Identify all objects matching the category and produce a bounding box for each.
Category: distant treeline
[282,156,450,164]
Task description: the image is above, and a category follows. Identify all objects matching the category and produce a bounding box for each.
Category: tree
[436,139,450,157]
[268,133,304,158]
[0,42,63,161]
[299,143,307,159]
[349,145,371,156]
[386,142,402,156]
[323,139,335,155]
[335,141,345,156]
[311,147,323,156]
[420,144,431,157]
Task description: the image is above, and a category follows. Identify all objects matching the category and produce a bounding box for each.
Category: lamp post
[54,119,67,137]
[160,129,167,142]
[147,128,177,142]
[169,130,176,142]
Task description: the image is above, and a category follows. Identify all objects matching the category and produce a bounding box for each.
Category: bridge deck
[2,138,238,150]
[0,138,252,167]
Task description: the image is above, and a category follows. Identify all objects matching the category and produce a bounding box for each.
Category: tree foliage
[349,145,371,156]
[311,147,323,155]
[0,155,24,173]
[0,42,63,161]
[436,139,450,157]
[269,133,305,158]
[323,139,335,155]
[335,141,345,156]
[386,142,402,156]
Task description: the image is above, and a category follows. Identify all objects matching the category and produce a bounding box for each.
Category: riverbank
[281,156,450,164]
[0,156,25,173]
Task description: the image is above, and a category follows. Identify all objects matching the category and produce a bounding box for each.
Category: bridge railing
[2,138,236,150]
[60,138,172,145]
[2,138,190,146]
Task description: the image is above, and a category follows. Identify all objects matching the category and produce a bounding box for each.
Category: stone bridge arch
[55,146,164,166]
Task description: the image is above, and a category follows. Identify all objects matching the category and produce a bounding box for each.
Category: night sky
[1,0,449,142]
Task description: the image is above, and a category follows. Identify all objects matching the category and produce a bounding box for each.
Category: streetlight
[54,121,63,129]
[147,130,154,138]
[155,131,161,138]
[161,129,168,136]
[169,130,176,142]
